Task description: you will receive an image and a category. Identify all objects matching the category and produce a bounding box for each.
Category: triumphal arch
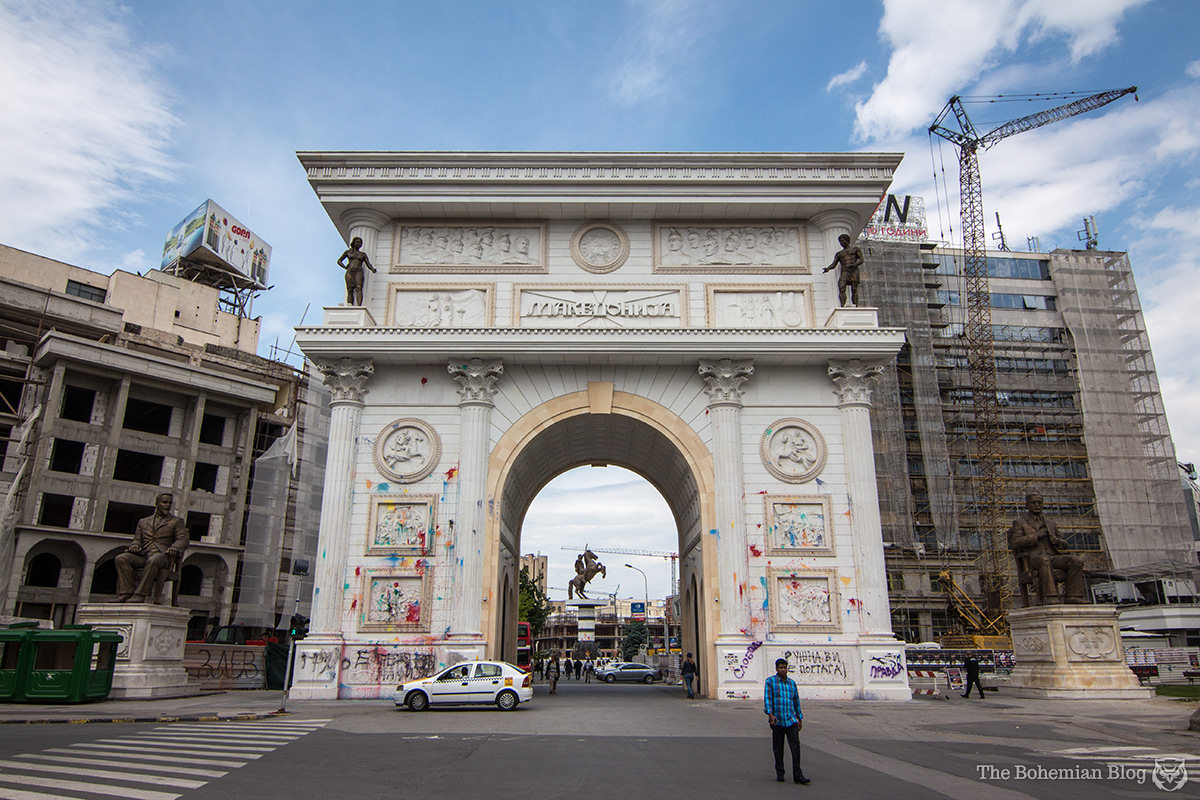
[292,151,910,700]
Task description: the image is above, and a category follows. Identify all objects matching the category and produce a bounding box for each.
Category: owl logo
[1152,757,1188,792]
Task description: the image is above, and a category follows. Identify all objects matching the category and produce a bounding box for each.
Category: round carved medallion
[373,418,441,483]
[760,418,827,483]
[570,222,630,273]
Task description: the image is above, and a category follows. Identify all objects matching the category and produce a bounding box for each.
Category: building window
[191,462,219,493]
[179,565,203,595]
[186,511,211,541]
[60,385,97,423]
[103,502,153,534]
[123,397,172,435]
[0,376,22,416]
[90,559,117,595]
[65,280,106,303]
[49,439,86,474]
[199,413,226,445]
[112,450,165,485]
[25,553,62,588]
[887,571,906,592]
[0,424,9,471]
[38,494,73,527]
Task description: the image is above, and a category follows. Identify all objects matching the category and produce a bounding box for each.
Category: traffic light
[289,613,309,640]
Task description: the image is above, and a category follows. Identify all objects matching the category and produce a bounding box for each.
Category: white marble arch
[293,151,910,701]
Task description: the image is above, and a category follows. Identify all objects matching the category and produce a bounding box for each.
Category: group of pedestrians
[534,655,596,693]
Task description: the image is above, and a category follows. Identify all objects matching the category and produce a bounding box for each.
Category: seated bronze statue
[114,493,188,604]
[1008,492,1087,606]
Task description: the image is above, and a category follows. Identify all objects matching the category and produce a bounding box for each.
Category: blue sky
[2,0,1198,600]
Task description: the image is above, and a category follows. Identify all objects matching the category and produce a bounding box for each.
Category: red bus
[516,621,532,672]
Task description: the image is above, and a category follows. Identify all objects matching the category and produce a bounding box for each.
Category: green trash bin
[0,623,40,702]
[21,625,123,703]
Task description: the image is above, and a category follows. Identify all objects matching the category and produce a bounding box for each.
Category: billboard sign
[161,199,271,287]
[631,601,645,621]
[864,194,928,243]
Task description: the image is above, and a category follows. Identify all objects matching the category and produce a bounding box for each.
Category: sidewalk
[0,689,287,724]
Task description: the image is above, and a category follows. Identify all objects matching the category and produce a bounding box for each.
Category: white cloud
[1188,60,1200,80]
[854,0,1145,142]
[826,61,868,93]
[0,0,177,260]
[605,0,710,106]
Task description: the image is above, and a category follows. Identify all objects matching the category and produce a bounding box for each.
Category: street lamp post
[625,563,649,657]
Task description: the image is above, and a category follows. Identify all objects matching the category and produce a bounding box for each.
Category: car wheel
[605,674,616,683]
[496,690,519,711]
[643,674,654,684]
[407,691,429,712]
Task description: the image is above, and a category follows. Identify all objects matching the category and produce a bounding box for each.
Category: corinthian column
[698,358,754,637]
[827,358,892,636]
[310,358,374,635]
[448,358,504,638]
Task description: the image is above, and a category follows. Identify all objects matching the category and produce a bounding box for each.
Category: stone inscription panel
[515,285,686,328]
[392,223,546,272]
[654,224,807,272]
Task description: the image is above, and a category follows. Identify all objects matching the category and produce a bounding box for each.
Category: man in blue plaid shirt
[764,657,810,784]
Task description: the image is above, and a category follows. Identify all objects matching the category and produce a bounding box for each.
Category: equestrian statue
[568,547,606,600]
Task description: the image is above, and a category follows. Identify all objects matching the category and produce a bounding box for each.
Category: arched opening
[178,564,204,596]
[25,553,62,588]
[486,391,714,694]
[89,554,120,597]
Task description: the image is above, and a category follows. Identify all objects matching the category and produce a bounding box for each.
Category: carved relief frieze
[769,569,840,633]
[761,418,827,483]
[654,223,808,273]
[359,569,431,632]
[391,222,547,272]
[764,495,833,555]
[366,495,436,556]
[372,418,441,483]
[387,283,493,327]
[514,284,686,328]
[707,284,814,328]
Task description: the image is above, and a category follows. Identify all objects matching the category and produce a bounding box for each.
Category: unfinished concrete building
[0,244,321,638]
[862,236,1197,645]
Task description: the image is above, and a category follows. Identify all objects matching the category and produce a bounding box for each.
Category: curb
[0,711,284,725]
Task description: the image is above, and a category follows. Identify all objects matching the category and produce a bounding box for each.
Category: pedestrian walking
[574,658,582,681]
[548,655,560,694]
[681,652,698,698]
[764,658,809,785]
[961,655,986,699]
[584,659,594,683]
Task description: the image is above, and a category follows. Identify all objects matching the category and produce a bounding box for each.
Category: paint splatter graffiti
[867,653,904,680]
[782,648,851,684]
[341,646,437,686]
[724,640,763,679]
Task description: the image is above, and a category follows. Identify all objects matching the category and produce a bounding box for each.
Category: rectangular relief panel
[365,495,436,556]
[764,495,833,555]
[513,284,687,328]
[390,222,547,273]
[359,569,432,632]
[386,283,494,327]
[707,284,814,329]
[768,568,841,633]
[653,224,809,273]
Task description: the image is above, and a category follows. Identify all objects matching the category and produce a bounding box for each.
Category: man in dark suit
[115,493,189,603]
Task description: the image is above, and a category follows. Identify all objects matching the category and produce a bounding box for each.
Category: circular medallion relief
[373,418,441,483]
[760,418,827,483]
[570,222,630,273]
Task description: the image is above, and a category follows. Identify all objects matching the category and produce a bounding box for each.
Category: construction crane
[561,546,679,594]
[928,86,1138,643]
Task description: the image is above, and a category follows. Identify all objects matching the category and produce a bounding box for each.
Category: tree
[518,566,551,637]
[620,619,648,661]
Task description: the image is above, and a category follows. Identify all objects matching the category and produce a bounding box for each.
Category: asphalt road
[0,682,1195,799]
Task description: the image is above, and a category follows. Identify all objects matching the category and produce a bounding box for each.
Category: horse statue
[568,547,606,599]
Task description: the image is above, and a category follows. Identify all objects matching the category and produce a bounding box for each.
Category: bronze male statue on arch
[568,548,606,600]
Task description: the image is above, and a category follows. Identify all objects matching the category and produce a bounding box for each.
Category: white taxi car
[394,660,532,711]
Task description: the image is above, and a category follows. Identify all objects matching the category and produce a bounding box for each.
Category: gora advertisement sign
[161,199,271,287]
[864,194,928,242]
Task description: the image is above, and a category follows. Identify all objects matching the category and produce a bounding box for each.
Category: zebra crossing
[0,718,329,800]
[1054,744,1200,770]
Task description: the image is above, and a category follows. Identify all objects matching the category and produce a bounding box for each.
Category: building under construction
[862,222,1198,645]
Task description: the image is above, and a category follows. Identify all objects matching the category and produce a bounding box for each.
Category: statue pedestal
[824,306,879,329]
[323,305,376,327]
[1006,604,1152,699]
[566,600,606,657]
[76,603,198,699]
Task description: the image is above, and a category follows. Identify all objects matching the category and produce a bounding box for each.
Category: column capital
[699,359,754,406]
[316,357,374,404]
[809,209,860,236]
[340,207,391,235]
[449,358,504,405]
[827,359,886,407]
